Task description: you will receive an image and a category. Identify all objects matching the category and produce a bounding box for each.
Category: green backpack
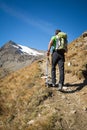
[56,32,68,52]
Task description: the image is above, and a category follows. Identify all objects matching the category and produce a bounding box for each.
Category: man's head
[55,29,61,35]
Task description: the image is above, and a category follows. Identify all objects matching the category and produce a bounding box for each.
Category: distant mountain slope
[0,40,44,78]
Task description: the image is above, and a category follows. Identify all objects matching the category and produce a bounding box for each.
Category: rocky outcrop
[82,31,87,37]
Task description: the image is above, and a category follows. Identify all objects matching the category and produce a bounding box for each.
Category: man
[47,29,67,91]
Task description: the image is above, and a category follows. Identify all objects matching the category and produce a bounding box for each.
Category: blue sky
[0,0,87,50]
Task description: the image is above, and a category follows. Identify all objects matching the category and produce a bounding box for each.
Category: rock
[27,120,35,125]
[82,31,87,37]
[83,107,87,112]
[71,110,77,114]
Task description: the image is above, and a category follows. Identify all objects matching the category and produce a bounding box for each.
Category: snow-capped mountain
[0,41,44,77]
[12,43,44,56]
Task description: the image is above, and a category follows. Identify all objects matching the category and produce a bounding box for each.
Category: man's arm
[47,39,53,56]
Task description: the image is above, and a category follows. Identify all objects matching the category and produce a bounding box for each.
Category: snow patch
[12,44,44,56]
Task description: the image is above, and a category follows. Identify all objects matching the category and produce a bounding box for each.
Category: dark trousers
[51,50,65,85]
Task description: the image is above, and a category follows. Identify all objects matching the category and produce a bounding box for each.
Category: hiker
[47,29,68,91]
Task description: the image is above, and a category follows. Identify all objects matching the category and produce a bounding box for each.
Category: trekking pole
[45,56,50,87]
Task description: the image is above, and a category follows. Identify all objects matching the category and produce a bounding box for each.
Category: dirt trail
[39,58,87,130]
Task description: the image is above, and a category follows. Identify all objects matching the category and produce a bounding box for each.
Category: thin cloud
[0,2,54,34]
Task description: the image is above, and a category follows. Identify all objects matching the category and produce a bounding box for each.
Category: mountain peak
[0,41,44,76]
[1,40,44,56]
[1,40,17,49]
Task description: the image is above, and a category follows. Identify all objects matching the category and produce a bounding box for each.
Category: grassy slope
[0,60,55,130]
[65,35,87,79]
[0,35,87,130]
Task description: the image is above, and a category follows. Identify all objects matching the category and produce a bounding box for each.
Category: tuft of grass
[26,112,63,130]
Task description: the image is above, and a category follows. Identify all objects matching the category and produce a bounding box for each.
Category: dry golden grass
[65,35,87,79]
[0,59,60,130]
[0,35,87,130]
[0,60,46,129]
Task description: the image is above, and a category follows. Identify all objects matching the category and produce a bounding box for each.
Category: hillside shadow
[62,69,87,94]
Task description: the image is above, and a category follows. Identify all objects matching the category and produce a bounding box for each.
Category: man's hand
[47,50,50,56]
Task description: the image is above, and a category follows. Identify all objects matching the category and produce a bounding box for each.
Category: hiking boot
[58,83,63,91]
